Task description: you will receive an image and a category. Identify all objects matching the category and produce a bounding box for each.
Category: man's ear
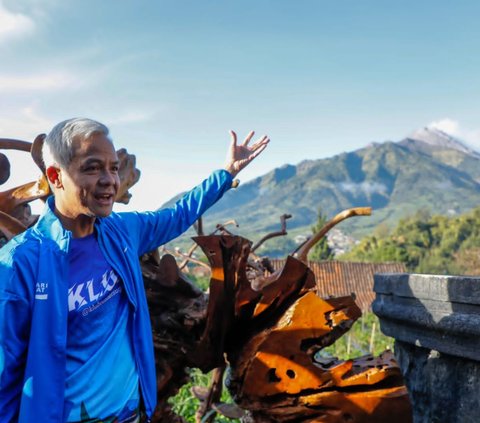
[46,166,63,189]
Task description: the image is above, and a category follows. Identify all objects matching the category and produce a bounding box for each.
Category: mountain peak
[401,127,480,157]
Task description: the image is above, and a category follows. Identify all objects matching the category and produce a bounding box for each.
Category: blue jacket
[0,169,232,422]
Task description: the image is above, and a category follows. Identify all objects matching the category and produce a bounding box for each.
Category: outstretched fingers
[229,130,238,147]
[249,135,270,152]
[241,130,255,146]
[248,141,269,161]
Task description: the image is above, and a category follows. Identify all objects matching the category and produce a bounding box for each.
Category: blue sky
[1,0,480,211]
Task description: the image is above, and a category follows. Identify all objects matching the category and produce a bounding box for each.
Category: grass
[321,311,394,360]
[169,369,239,423]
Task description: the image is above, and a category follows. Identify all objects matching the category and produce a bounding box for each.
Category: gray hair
[42,118,109,169]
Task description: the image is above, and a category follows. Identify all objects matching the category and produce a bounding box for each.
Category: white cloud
[0,72,76,93]
[428,118,480,149]
[428,118,459,136]
[0,104,53,139]
[108,110,156,125]
[339,181,388,196]
[0,2,35,42]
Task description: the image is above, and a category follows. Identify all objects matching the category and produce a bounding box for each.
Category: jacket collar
[33,196,107,252]
[33,196,72,252]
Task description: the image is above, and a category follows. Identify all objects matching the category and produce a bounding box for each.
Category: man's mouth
[94,193,115,204]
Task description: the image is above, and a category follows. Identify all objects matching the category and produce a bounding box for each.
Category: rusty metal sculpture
[1,135,412,422]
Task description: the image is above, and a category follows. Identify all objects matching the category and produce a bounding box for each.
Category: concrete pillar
[373,273,480,423]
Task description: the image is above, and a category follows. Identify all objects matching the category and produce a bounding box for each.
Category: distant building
[294,234,309,244]
[294,229,359,256]
[326,228,359,256]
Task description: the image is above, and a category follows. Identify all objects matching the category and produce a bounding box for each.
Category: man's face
[55,133,120,218]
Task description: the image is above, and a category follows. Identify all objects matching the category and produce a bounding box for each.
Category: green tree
[308,209,334,261]
[342,206,480,275]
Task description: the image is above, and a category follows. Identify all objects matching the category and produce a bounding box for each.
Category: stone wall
[373,273,480,423]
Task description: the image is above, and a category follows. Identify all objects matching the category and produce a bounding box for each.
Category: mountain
[403,127,480,157]
[165,128,480,257]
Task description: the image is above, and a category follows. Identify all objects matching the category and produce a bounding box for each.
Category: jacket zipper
[96,227,153,419]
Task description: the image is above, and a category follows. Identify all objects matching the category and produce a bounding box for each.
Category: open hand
[224,130,270,178]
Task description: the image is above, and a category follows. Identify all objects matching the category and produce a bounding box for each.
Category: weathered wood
[115,148,141,204]
[0,177,50,214]
[180,233,410,422]
[295,207,372,264]
[191,235,251,371]
[178,218,238,271]
[251,213,291,252]
[142,252,207,422]
[194,366,226,423]
[0,211,26,241]
[226,290,410,422]
[0,153,10,185]
[31,134,46,173]
[0,138,31,152]
[0,136,49,217]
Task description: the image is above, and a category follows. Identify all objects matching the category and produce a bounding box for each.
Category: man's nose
[99,170,117,185]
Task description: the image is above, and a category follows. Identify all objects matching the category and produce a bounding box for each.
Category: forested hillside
[341,207,480,275]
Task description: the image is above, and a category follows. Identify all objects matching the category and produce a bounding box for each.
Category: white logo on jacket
[35,282,48,300]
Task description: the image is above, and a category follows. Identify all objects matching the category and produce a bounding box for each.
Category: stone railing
[373,273,480,423]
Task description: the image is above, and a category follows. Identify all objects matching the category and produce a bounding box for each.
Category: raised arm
[119,130,270,255]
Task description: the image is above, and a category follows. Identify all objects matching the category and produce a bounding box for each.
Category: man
[0,118,269,422]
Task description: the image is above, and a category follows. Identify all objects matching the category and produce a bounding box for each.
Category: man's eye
[84,165,99,172]
[111,166,119,172]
